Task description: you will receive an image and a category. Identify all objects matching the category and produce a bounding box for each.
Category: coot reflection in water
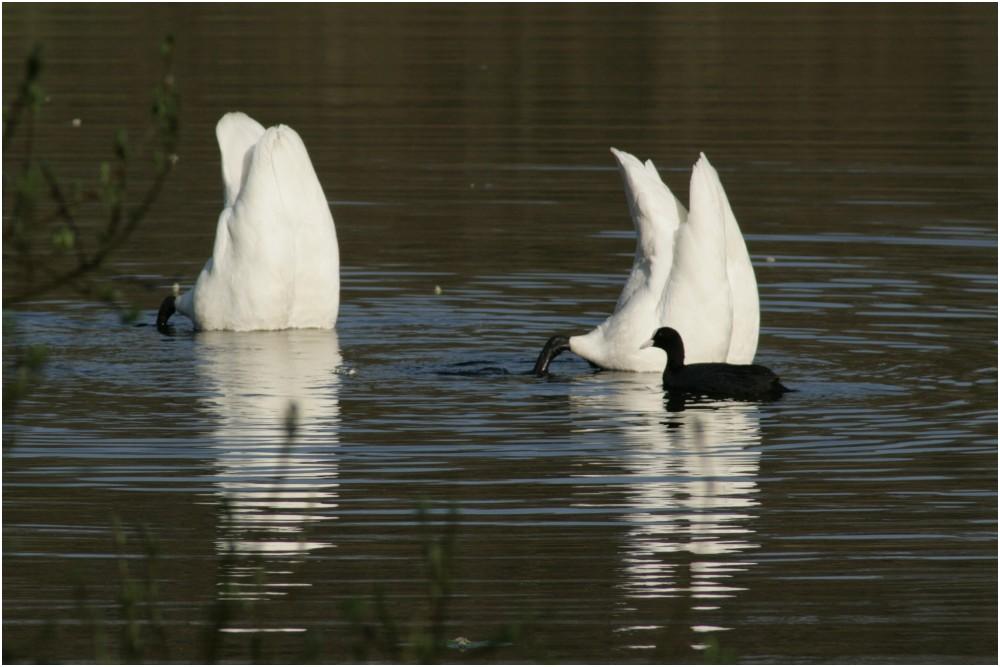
[568,376,761,620]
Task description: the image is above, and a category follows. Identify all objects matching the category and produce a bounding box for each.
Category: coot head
[640,327,685,371]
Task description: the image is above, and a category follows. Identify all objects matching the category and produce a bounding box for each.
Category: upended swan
[533,148,759,374]
[642,327,788,400]
[156,112,339,332]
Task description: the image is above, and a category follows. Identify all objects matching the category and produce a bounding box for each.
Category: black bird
[642,327,789,400]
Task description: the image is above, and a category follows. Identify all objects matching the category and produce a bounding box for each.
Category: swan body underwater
[157,112,339,332]
[533,148,759,375]
[642,326,788,401]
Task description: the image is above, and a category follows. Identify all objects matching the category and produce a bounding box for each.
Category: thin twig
[5,163,174,304]
[38,160,88,263]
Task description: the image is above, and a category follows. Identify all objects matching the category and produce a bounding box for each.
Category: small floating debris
[434,285,442,295]
[447,636,510,651]
[71,117,82,127]
[449,637,473,651]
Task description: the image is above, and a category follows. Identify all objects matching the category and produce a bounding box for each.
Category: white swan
[533,148,758,374]
[157,112,339,331]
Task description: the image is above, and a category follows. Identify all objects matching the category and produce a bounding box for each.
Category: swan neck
[533,335,571,376]
[156,295,176,332]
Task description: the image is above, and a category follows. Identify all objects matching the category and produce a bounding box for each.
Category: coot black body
[643,327,789,401]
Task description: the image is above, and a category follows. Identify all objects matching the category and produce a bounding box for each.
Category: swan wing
[713,156,759,363]
[608,148,683,315]
[569,150,683,371]
[217,112,266,208]
[657,154,733,363]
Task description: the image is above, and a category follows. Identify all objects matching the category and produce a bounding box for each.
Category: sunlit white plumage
[173,112,339,331]
[554,148,758,373]
[568,149,683,371]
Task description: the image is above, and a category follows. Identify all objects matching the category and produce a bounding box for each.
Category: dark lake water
[3,4,997,664]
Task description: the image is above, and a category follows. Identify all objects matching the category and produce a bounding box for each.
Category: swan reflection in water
[194,330,343,571]
[570,375,761,648]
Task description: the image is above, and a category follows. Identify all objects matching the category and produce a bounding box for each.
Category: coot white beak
[639,338,654,350]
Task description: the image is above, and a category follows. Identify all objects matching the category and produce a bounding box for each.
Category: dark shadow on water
[435,360,512,377]
[664,391,788,413]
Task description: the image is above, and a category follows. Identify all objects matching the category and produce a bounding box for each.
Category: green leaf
[51,225,76,251]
